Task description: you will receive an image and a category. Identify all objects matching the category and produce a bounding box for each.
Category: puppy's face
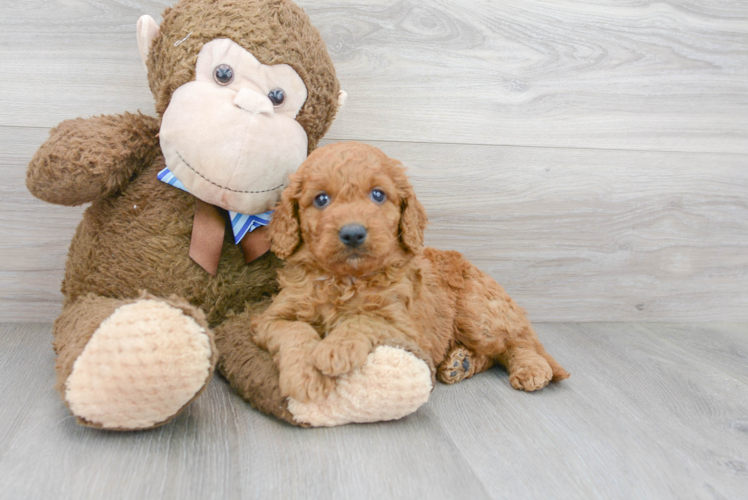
[270,142,427,277]
[297,159,403,276]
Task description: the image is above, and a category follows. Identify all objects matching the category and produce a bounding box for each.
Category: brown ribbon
[189,199,271,276]
[239,224,271,264]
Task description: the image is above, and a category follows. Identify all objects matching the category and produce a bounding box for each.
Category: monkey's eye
[313,192,330,208]
[213,64,234,85]
[370,189,386,204]
[268,88,285,107]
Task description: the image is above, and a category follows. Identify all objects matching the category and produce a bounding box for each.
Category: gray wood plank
[0,0,161,126]
[0,0,746,153]
[227,407,491,500]
[2,323,747,499]
[429,323,748,500]
[372,140,748,322]
[0,127,83,322]
[0,323,490,500]
[3,0,746,322]
[0,326,237,500]
[4,127,746,322]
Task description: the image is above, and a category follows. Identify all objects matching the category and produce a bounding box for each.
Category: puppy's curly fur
[253,142,569,402]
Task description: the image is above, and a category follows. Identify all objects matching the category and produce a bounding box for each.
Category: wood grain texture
[1,322,747,499]
[0,127,83,322]
[4,128,746,322]
[0,323,490,500]
[430,322,748,500]
[373,141,748,322]
[1,0,747,321]
[0,0,746,153]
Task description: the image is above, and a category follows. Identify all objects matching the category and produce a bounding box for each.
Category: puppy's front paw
[312,339,370,376]
[509,357,553,392]
[279,362,334,403]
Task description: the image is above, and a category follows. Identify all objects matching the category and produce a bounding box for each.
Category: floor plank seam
[322,136,748,157]
[4,124,745,158]
[423,404,496,500]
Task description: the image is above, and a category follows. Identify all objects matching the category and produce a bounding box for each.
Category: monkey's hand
[27,112,160,206]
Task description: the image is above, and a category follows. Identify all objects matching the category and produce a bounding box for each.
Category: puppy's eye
[214,64,234,85]
[268,88,285,107]
[313,192,330,208]
[370,189,386,204]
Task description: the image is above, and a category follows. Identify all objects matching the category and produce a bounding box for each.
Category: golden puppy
[253,142,569,403]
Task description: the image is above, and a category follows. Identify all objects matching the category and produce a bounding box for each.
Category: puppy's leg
[312,316,410,377]
[498,341,554,391]
[454,265,569,391]
[254,319,334,403]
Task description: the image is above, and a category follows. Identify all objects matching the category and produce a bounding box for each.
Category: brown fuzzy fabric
[52,294,127,395]
[253,143,570,402]
[214,298,301,426]
[147,0,340,152]
[27,113,160,206]
[58,153,283,325]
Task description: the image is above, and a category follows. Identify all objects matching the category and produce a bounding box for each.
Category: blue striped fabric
[227,210,272,244]
[157,166,187,191]
[157,167,272,244]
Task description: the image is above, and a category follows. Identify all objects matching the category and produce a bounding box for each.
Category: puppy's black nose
[339,224,367,248]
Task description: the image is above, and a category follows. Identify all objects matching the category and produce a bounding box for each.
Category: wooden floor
[1,322,746,500]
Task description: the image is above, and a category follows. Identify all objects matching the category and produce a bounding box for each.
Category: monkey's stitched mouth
[175,150,286,194]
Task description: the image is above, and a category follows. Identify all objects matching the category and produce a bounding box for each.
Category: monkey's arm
[27,112,160,205]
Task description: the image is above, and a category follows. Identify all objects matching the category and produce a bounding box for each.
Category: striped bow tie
[158,167,273,275]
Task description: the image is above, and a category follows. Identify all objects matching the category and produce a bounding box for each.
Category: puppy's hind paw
[509,358,553,392]
[437,346,476,385]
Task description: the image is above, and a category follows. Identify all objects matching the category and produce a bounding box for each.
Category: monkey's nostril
[339,224,367,248]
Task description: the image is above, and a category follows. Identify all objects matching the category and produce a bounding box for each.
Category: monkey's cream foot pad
[65,300,213,430]
[287,346,433,427]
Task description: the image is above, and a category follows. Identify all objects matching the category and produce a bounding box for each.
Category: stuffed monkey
[25,0,452,430]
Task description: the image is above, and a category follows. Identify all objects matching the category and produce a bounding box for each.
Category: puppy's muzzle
[339,224,367,248]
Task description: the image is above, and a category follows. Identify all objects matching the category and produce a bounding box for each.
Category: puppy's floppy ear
[269,173,303,259]
[394,163,428,253]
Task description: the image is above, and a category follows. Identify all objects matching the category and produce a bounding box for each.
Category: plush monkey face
[136,0,346,215]
[159,39,309,214]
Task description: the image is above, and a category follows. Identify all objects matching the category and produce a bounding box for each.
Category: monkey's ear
[136,15,160,68]
[332,90,348,122]
[396,168,428,253]
[337,90,348,109]
[269,174,304,259]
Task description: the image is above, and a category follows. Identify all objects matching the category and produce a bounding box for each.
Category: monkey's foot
[64,299,214,430]
[287,346,432,427]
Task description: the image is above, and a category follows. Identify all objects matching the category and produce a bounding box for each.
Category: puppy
[253,142,569,403]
